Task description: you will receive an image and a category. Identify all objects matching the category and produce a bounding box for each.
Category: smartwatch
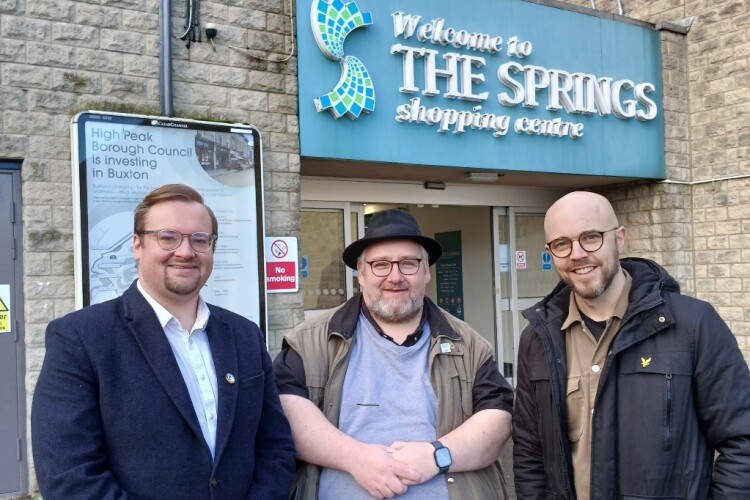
[431,440,452,474]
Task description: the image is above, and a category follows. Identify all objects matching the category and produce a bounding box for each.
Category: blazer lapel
[122,285,206,445]
[206,313,239,466]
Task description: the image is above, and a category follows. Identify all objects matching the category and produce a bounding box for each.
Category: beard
[164,260,204,296]
[165,275,202,296]
[368,290,423,323]
[562,260,619,300]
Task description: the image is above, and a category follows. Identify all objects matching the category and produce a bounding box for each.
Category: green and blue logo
[310,0,374,119]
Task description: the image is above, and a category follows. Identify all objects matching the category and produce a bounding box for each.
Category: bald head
[544,191,620,242]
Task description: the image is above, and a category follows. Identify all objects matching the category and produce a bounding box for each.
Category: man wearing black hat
[274,209,513,500]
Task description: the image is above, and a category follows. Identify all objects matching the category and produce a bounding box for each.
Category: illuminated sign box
[71,111,267,329]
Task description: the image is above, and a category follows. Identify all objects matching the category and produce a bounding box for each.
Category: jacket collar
[328,294,460,341]
[524,258,677,349]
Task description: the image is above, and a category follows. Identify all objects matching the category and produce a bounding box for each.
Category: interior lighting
[424,181,446,190]
[465,172,501,182]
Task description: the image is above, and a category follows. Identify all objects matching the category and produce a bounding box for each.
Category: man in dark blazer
[32,184,295,499]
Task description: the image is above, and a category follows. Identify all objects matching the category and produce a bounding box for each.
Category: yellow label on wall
[0,284,10,333]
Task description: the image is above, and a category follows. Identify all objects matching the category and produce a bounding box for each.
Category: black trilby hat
[342,209,442,270]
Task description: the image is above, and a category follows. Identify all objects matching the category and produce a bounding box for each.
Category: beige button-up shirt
[562,271,632,500]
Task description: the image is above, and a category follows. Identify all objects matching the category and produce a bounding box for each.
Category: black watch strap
[431,440,452,474]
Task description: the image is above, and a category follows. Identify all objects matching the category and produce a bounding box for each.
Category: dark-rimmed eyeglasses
[139,229,216,253]
[546,228,618,258]
[366,258,422,277]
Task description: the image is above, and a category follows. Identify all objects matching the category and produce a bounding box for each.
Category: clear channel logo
[310,0,375,120]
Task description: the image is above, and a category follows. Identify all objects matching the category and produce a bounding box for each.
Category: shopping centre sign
[389,12,657,139]
[299,0,665,179]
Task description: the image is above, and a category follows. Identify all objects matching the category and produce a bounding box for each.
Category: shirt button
[211,479,218,487]
[447,477,454,484]
[592,364,601,373]
[658,316,666,323]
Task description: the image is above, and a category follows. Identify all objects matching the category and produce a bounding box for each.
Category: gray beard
[369,295,422,323]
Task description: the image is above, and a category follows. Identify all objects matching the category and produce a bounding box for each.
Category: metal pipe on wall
[159,0,174,117]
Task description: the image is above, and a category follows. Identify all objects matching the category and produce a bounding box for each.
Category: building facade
[0,0,747,496]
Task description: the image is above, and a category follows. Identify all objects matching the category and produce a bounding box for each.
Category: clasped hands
[347,440,440,499]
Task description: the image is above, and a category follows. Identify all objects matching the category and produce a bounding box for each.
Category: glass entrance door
[300,202,364,318]
[493,207,560,386]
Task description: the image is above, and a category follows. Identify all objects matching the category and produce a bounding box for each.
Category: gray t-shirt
[319,313,450,499]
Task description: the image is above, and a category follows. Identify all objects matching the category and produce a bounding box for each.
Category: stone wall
[0,0,303,494]
[557,0,750,363]
[4,0,749,495]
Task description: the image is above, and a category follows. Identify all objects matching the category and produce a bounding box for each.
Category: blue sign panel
[542,251,552,270]
[297,0,664,179]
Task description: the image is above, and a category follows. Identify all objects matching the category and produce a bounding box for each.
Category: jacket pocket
[622,351,692,452]
[448,359,474,420]
[566,375,584,442]
[622,496,686,500]
[240,370,264,386]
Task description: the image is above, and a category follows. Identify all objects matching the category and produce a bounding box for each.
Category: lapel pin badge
[440,342,452,354]
[225,373,236,384]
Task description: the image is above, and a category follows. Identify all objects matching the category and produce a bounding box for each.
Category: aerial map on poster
[72,112,265,326]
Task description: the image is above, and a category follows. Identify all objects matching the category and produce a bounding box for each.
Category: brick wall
[1,0,303,494]
[556,0,750,363]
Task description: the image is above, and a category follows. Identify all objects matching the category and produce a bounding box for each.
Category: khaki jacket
[283,295,507,500]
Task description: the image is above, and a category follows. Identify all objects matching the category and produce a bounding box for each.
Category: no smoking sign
[270,239,288,259]
[264,237,298,293]
[515,250,527,269]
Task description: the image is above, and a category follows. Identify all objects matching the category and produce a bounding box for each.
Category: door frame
[492,206,551,386]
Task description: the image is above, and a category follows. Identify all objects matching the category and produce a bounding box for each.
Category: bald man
[513,191,750,499]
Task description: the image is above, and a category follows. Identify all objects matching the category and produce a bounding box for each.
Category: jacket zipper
[664,373,673,451]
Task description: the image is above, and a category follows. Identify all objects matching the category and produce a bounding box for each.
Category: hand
[388,441,440,486]
[345,442,424,499]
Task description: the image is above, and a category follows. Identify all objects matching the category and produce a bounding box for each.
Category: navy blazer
[32,282,295,499]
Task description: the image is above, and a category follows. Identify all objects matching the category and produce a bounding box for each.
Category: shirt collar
[562,269,632,331]
[136,279,210,332]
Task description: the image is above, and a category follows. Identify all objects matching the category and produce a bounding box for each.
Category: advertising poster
[72,111,265,328]
[435,231,464,320]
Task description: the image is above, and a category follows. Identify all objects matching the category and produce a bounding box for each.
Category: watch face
[435,447,452,467]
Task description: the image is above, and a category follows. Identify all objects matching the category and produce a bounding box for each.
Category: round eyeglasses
[366,258,422,277]
[546,228,618,258]
[140,229,216,253]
